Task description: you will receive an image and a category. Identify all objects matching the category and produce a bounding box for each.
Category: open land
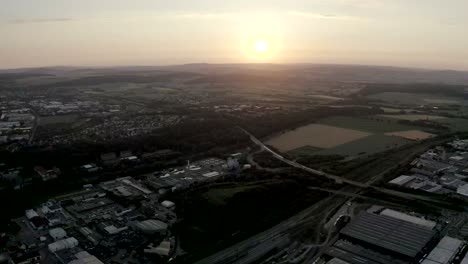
[266,124,371,152]
[385,130,435,140]
[379,114,446,121]
[3,64,468,264]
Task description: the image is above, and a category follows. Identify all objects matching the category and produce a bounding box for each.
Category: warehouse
[380,209,436,229]
[48,237,79,253]
[340,212,435,258]
[133,219,168,235]
[49,227,67,240]
[421,236,462,264]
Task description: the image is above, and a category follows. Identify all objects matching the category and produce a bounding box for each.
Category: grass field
[385,130,435,140]
[175,181,329,259]
[271,115,444,158]
[318,116,421,133]
[381,107,403,113]
[368,92,465,106]
[281,116,439,158]
[307,94,344,101]
[38,114,79,125]
[288,145,323,156]
[202,185,262,206]
[379,114,446,121]
[435,118,468,132]
[316,134,412,157]
[266,124,371,152]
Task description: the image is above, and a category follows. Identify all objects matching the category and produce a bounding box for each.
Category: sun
[254,39,269,53]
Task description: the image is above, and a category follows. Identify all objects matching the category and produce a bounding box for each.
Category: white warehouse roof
[422,236,462,264]
[25,209,39,219]
[388,175,414,186]
[48,237,78,253]
[134,219,168,234]
[68,251,103,264]
[161,200,175,208]
[380,209,436,229]
[437,236,462,251]
[202,171,220,178]
[49,227,67,240]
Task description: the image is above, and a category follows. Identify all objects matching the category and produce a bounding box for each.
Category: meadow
[266,124,371,152]
[268,116,439,159]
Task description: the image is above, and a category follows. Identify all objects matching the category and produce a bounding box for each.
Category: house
[34,166,60,181]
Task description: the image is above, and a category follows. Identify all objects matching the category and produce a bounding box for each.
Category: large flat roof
[340,212,435,258]
[380,209,436,229]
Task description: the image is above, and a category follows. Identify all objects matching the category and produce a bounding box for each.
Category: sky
[1,0,468,70]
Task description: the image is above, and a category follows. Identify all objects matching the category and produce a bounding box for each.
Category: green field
[318,116,424,133]
[435,118,468,132]
[316,134,412,157]
[288,145,323,156]
[368,92,465,106]
[283,116,436,158]
[39,114,79,125]
[202,185,262,206]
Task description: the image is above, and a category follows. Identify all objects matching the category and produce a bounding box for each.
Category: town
[3,64,468,264]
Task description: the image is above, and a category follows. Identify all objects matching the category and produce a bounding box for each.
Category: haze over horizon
[2,0,468,70]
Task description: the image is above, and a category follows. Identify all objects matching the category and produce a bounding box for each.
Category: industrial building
[421,236,462,264]
[380,209,436,229]
[340,212,435,259]
[68,251,104,264]
[133,219,168,235]
[49,227,67,240]
[48,237,79,253]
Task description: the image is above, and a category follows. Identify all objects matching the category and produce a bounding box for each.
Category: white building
[48,237,79,253]
[49,227,67,240]
[457,184,468,197]
[68,251,103,264]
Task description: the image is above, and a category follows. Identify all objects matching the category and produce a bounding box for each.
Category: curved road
[194,128,454,264]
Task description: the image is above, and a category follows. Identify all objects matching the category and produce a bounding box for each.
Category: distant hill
[2,63,468,85]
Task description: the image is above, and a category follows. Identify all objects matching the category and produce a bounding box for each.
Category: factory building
[380,209,436,229]
[48,237,79,253]
[340,212,435,259]
[133,219,168,235]
[421,236,462,264]
[49,227,67,240]
[68,251,104,264]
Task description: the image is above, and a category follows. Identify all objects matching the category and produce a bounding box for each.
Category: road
[195,128,456,264]
[193,192,345,264]
[246,148,286,173]
[28,106,40,144]
[241,128,369,188]
[242,128,456,206]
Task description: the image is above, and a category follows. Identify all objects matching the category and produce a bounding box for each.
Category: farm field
[368,92,465,106]
[278,116,441,159]
[380,107,403,113]
[379,114,446,121]
[38,114,80,125]
[435,118,468,132]
[288,146,323,156]
[385,130,435,140]
[266,124,371,152]
[318,116,424,133]
[202,185,261,206]
[316,134,412,157]
[307,94,344,101]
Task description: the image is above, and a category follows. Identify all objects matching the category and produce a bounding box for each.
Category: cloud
[287,11,364,20]
[165,11,364,21]
[169,12,237,19]
[9,18,74,24]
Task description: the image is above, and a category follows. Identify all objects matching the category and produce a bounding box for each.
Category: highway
[194,192,346,264]
[194,128,456,264]
[241,128,370,188]
[242,128,456,206]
